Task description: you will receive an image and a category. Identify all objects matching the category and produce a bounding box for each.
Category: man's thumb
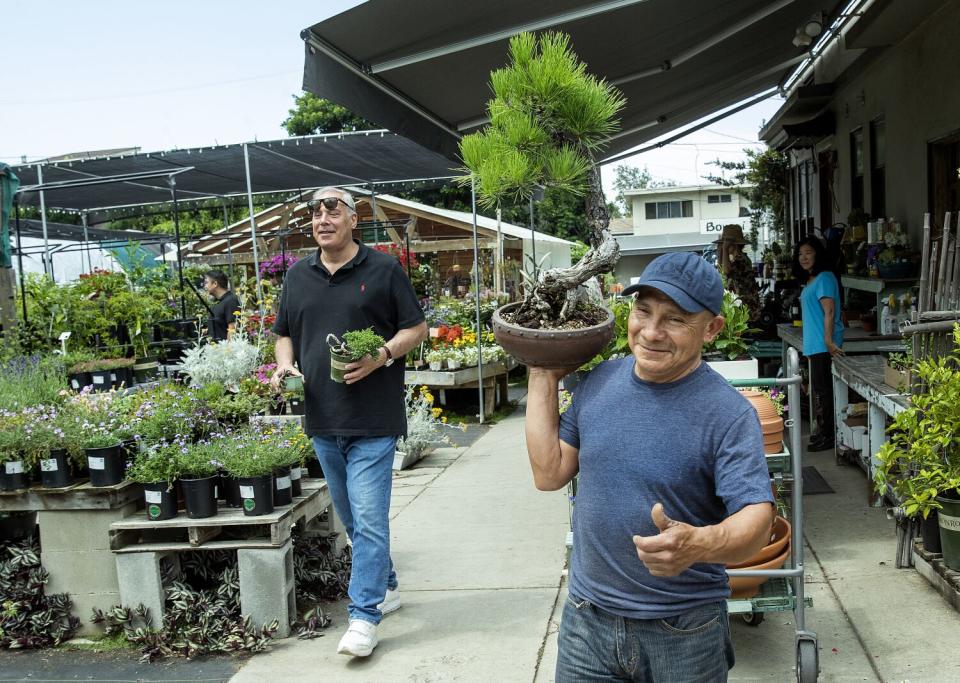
[651,503,674,532]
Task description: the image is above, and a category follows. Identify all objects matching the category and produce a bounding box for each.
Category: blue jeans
[556,596,734,682]
[311,435,398,625]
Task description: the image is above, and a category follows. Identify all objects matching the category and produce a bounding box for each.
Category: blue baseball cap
[621,252,723,315]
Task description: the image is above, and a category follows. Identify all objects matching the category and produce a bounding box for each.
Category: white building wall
[629,188,750,238]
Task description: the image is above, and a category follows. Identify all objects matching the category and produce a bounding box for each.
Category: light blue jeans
[556,596,734,682]
[311,435,398,625]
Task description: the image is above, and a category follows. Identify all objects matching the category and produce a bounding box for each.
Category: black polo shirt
[209,290,241,341]
[272,241,425,437]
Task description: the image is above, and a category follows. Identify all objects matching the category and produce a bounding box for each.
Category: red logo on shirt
[360,283,365,293]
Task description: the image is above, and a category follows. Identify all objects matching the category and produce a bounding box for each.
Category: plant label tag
[89,457,106,470]
[40,459,59,472]
[289,467,301,481]
[110,373,117,382]
[276,476,292,490]
[93,375,105,385]
[213,486,218,498]
[71,378,80,389]
[145,489,162,504]
[5,461,24,474]
[239,485,255,499]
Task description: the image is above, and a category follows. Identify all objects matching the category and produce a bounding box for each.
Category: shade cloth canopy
[11,130,457,221]
[300,0,842,162]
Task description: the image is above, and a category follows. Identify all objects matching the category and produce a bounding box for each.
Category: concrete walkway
[232,396,960,683]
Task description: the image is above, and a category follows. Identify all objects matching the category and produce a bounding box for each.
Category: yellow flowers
[431,407,442,419]
[451,330,495,348]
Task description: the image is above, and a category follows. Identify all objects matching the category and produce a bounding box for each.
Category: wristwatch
[381,346,394,367]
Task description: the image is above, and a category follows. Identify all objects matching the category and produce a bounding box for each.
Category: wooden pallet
[109,479,330,553]
[0,479,143,512]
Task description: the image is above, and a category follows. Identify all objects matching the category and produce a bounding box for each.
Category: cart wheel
[796,638,819,683]
[740,611,764,626]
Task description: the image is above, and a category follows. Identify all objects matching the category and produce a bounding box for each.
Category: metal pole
[405,228,413,280]
[14,201,27,323]
[168,177,187,319]
[81,211,92,274]
[495,207,502,294]
[36,165,51,277]
[242,143,265,314]
[471,177,485,424]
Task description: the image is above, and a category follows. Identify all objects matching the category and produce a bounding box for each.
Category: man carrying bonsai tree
[270,187,427,658]
[202,270,240,341]
[525,251,774,681]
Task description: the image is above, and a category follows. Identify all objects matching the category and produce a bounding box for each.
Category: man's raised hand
[632,503,704,577]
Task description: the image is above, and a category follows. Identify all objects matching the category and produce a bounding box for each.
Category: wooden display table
[405,359,516,417]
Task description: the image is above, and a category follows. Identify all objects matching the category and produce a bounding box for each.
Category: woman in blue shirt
[793,237,844,451]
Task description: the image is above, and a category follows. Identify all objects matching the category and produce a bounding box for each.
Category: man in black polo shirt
[271,187,427,658]
[203,270,241,341]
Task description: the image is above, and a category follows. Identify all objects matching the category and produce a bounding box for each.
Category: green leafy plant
[339,328,386,361]
[874,324,960,518]
[703,289,757,361]
[579,296,633,372]
[216,427,285,478]
[126,443,181,485]
[0,356,68,412]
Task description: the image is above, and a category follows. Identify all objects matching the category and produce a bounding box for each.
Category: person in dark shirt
[270,187,427,658]
[202,270,241,341]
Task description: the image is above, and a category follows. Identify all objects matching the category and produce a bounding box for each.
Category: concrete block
[304,506,348,553]
[67,591,121,637]
[38,502,137,552]
[42,548,119,595]
[116,552,178,628]
[237,540,295,638]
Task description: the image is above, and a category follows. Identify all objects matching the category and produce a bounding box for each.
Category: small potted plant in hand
[127,442,182,520]
[327,328,386,383]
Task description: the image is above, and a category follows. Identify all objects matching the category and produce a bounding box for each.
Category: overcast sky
[2,0,782,201]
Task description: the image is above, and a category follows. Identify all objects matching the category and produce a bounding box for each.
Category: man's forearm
[275,336,295,368]
[386,322,428,358]
[694,502,775,565]
[525,369,576,491]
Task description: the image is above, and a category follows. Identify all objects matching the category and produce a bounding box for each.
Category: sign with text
[700,218,749,235]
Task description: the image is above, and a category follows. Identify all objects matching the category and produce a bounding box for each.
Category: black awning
[300,0,842,162]
[11,131,457,217]
[781,110,835,141]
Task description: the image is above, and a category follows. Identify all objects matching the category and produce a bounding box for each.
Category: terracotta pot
[727,516,791,569]
[741,390,784,451]
[491,302,614,369]
[727,542,791,599]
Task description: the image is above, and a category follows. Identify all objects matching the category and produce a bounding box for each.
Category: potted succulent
[327,328,386,383]
[874,324,960,564]
[127,443,181,520]
[460,32,623,368]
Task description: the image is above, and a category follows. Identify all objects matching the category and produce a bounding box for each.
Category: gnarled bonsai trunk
[513,155,620,328]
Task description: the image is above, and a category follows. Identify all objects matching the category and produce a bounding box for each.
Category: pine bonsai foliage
[460,32,625,327]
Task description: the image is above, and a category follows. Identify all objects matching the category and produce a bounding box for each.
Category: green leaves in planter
[175,441,220,479]
[703,288,758,361]
[126,441,182,485]
[339,327,386,362]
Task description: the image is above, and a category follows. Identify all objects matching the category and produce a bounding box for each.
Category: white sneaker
[337,619,378,657]
[377,587,401,616]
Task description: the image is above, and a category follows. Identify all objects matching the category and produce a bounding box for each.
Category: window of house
[644,200,693,219]
[851,128,865,212]
[706,194,732,204]
[870,117,886,217]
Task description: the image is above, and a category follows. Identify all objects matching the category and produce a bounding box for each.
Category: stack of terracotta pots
[727,515,792,598]
[740,389,784,454]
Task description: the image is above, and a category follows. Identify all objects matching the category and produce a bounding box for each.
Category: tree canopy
[282,93,377,136]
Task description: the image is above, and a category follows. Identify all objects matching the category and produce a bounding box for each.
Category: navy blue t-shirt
[559,357,773,619]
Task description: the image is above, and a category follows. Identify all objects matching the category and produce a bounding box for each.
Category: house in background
[612,184,754,285]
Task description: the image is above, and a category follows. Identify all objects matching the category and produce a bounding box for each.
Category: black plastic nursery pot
[238,474,274,516]
[89,369,113,392]
[85,444,126,487]
[222,474,242,508]
[39,449,73,488]
[936,494,960,571]
[287,398,305,415]
[181,475,219,519]
[273,466,293,506]
[921,511,942,554]
[68,371,92,392]
[0,459,29,491]
[289,466,303,497]
[143,482,178,520]
[133,356,160,384]
[306,457,324,479]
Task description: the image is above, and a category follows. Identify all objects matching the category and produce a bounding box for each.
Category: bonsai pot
[181,475,219,519]
[273,465,293,506]
[85,444,126,487]
[1,459,29,492]
[143,482,178,521]
[289,466,303,497]
[133,356,160,384]
[68,371,92,392]
[330,349,352,383]
[306,458,324,479]
[39,448,73,488]
[492,302,614,368]
[238,474,274,516]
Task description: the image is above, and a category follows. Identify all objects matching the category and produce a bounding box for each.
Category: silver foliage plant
[179,334,261,390]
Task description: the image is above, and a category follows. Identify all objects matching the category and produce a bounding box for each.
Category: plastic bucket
[39,449,72,488]
[238,475,274,516]
[181,475,219,519]
[936,494,960,571]
[143,482,178,521]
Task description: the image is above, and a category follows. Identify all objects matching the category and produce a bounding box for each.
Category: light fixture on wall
[792,11,824,48]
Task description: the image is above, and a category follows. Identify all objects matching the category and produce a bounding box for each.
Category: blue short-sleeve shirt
[800,271,844,355]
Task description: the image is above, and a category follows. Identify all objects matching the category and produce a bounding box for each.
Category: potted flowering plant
[445,347,463,370]
[395,385,463,470]
[259,253,299,283]
[327,328,386,383]
[703,289,760,380]
[0,413,34,491]
[216,427,281,516]
[175,440,221,519]
[425,348,445,371]
[127,441,182,520]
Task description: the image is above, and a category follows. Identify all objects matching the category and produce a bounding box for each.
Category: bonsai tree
[329,327,386,361]
[459,32,625,328]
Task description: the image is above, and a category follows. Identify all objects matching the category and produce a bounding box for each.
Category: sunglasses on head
[308,196,354,214]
